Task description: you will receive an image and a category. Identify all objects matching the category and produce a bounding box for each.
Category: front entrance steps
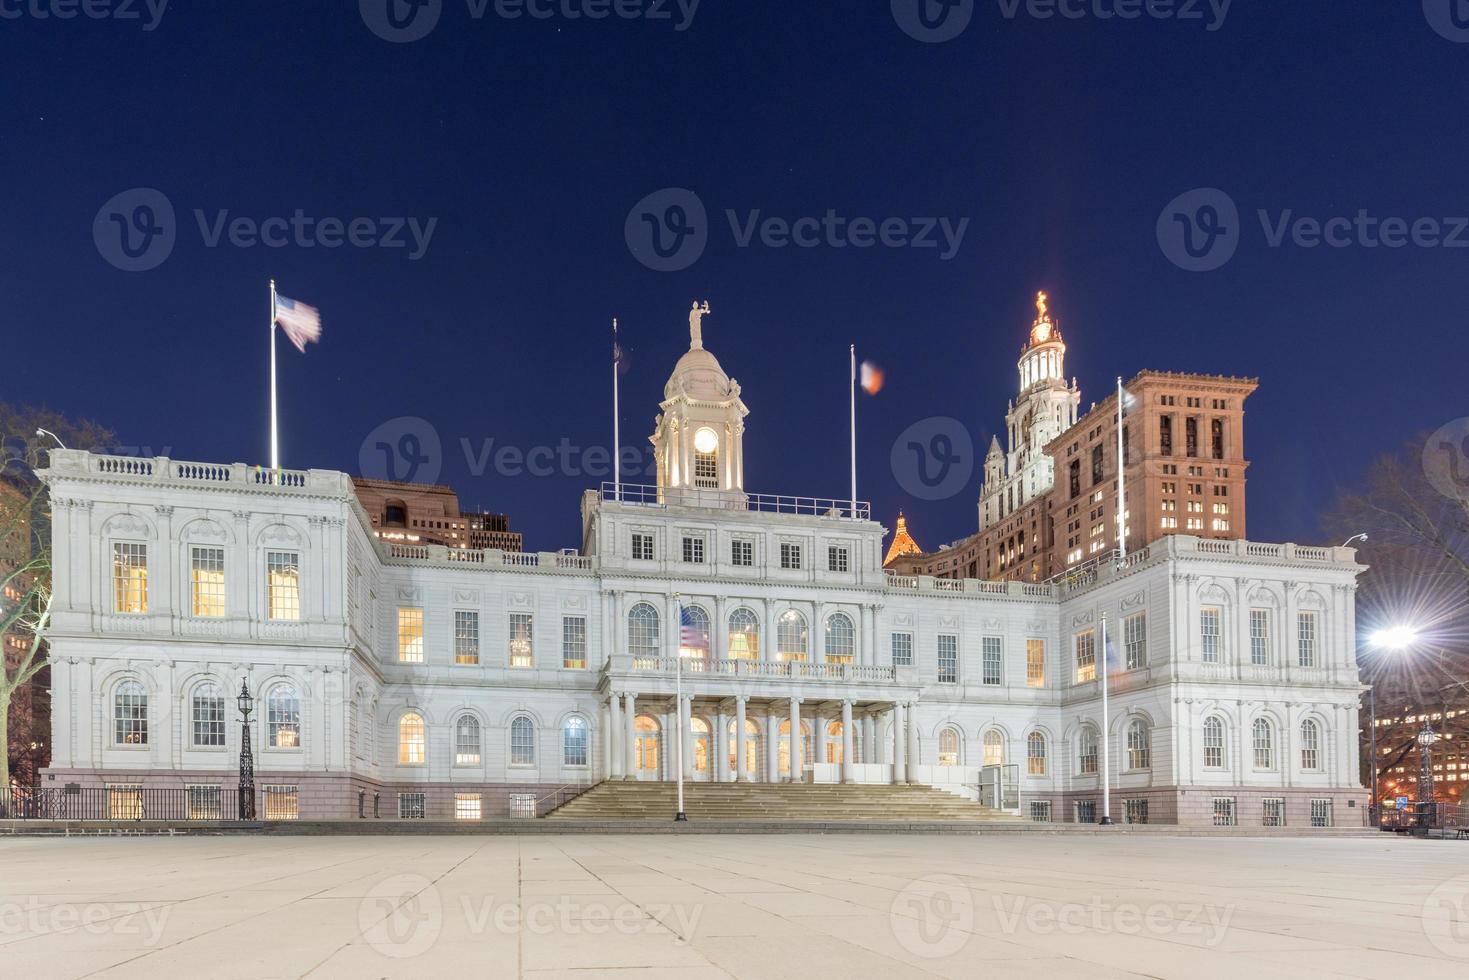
[545,780,1015,822]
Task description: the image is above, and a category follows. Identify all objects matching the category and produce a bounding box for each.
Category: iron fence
[1,785,252,821]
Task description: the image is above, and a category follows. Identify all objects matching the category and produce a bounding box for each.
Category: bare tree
[0,482,50,792]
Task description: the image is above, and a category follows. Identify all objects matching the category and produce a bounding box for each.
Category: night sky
[4,2,1467,553]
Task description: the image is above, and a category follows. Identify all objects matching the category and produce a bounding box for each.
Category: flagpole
[1116,375,1126,565]
[1100,614,1113,825]
[849,344,857,518]
[269,279,279,473]
[612,318,621,502]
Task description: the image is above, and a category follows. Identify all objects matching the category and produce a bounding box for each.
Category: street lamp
[1418,722,1439,824]
[1364,626,1421,824]
[34,428,68,450]
[1341,532,1368,548]
[237,679,256,820]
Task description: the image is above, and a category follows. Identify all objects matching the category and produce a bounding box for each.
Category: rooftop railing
[385,543,597,573]
[600,483,870,521]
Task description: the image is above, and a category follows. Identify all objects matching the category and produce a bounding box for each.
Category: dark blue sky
[4,2,1466,552]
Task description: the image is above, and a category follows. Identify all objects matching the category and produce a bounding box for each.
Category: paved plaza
[1,832,1467,978]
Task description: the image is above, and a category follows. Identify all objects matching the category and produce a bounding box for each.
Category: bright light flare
[1371,626,1421,651]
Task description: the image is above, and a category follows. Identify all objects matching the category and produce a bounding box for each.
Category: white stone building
[37,318,1368,826]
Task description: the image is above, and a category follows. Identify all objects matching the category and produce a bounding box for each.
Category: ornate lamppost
[1416,722,1438,828]
[237,679,257,820]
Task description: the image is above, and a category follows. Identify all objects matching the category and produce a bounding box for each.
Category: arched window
[267,685,300,748]
[777,610,808,663]
[510,716,536,767]
[825,612,855,665]
[191,682,225,747]
[114,680,147,745]
[563,716,589,767]
[1203,716,1225,768]
[1252,718,1274,770]
[825,720,845,764]
[1127,719,1151,770]
[938,728,961,767]
[399,712,425,765]
[628,602,660,667]
[728,718,759,776]
[727,608,760,661]
[454,715,481,766]
[680,605,710,660]
[1300,719,1322,771]
[690,716,710,772]
[1027,731,1047,775]
[983,729,1005,767]
[1078,726,1099,775]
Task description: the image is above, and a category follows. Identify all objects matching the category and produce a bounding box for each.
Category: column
[714,707,728,782]
[893,703,906,784]
[761,598,775,661]
[765,707,779,783]
[608,692,623,779]
[813,604,825,666]
[863,714,876,765]
[735,697,748,782]
[861,605,876,666]
[681,695,694,780]
[813,708,826,772]
[841,700,855,784]
[714,595,727,662]
[788,697,802,782]
[906,701,920,783]
[665,593,680,663]
[623,693,637,780]
[600,591,613,671]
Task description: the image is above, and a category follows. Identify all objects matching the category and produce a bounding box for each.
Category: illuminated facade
[36,309,1366,826]
[353,477,521,553]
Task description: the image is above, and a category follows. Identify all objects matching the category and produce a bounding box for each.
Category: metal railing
[601,483,870,520]
[1,785,251,821]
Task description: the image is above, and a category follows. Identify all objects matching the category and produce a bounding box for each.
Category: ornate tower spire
[652,301,748,503]
[883,511,924,567]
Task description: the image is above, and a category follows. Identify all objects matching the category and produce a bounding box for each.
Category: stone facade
[35,317,1368,827]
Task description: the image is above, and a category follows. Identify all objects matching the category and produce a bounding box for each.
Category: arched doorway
[727,718,760,780]
[778,719,813,779]
[690,717,712,781]
[634,715,661,779]
[825,720,845,765]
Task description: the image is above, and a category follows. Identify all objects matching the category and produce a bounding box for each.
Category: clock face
[1033,321,1052,343]
[693,427,719,454]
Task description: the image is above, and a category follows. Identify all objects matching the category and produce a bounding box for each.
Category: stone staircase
[545,780,1016,822]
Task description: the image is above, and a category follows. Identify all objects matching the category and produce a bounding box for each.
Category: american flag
[679,606,706,652]
[275,294,322,352]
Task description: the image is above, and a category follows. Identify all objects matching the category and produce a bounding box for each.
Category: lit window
[983,730,1005,767]
[1027,731,1047,775]
[397,608,424,663]
[824,612,855,665]
[892,632,914,667]
[938,728,960,767]
[1075,630,1096,683]
[680,605,710,660]
[562,616,587,668]
[455,793,482,821]
[727,608,760,660]
[510,716,535,767]
[114,680,147,745]
[454,610,479,665]
[190,547,226,618]
[264,785,299,821]
[628,603,660,667]
[509,613,534,668]
[399,712,426,765]
[1203,716,1226,768]
[937,634,958,684]
[563,716,589,767]
[1127,719,1150,769]
[777,610,808,663]
[266,551,300,621]
[191,682,225,747]
[455,715,481,765]
[1026,639,1045,687]
[112,542,148,614]
[267,685,300,748]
